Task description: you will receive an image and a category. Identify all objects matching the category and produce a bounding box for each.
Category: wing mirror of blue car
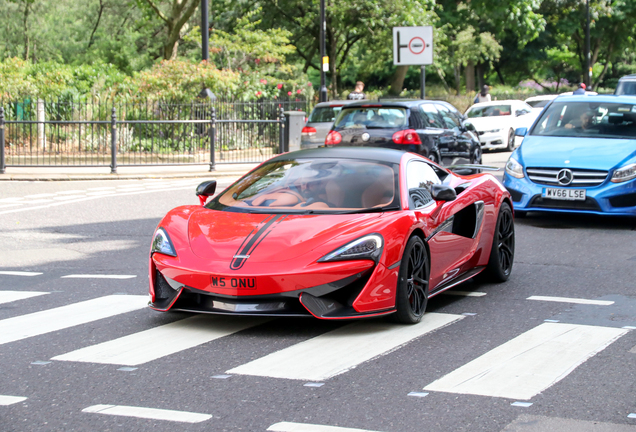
[515,127,528,137]
[431,184,457,202]
[196,180,217,205]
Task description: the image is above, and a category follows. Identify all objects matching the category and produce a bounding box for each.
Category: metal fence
[0,98,309,173]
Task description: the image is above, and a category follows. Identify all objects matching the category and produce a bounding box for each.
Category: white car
[464,100,537,151]
[524,95,558,115]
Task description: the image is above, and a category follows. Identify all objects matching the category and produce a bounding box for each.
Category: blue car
[503,95,636,217]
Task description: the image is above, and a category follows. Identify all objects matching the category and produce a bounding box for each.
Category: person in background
[573,83,587,95]
[347,81,366,100]
[474,85,491,104]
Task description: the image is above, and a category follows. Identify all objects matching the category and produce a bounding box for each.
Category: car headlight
[318,234,383,263]
[505,157,525,179]
[611,163,636,183]
[484,128,502,133]
[151,227,177,257]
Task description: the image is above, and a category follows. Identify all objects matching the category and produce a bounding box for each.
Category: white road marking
[0,295,148,346]
[25,199,53,204]
[0,186,196,216]
[0,291,48,305]
[82,404,211,423]
[511,402,533,407]
[0,395,27,406]
[55,190,86,195]
[86,191,117,196]
[24,194,53,199]
[61,274,136,279]
[527,296,614,306]
[423,322,627,400]
[53,195,87,201]
[116,187,146,192]
[442,291,487,297]
[0,198,25,203]
[227,313,464,381]
[267,422,384,432]
[52,315,269,366]
[0,271,43,276]
[0,203,23,209]
[87,187,116,191]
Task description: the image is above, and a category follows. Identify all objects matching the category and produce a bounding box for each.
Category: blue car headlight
[151,227,177,257]
[319,234,383,263]
[611,163,636,183]
[505,157,525,179]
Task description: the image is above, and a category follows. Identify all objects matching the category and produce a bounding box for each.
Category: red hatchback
[149,147,513,324]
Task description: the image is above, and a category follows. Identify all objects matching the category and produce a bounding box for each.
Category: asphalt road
[1,153,635,432]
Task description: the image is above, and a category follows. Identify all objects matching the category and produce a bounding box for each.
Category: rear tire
[483,202,515,282]
[428,151,439,164]
[392,236,429,324]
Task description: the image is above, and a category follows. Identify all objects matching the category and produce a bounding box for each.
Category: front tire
[393,236,429,324]
[506,128,515,151]
[484,202,515,282]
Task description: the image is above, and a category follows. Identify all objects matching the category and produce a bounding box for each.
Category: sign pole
[421,65,426,100]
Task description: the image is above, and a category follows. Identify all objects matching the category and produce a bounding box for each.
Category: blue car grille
[526,167,608,187]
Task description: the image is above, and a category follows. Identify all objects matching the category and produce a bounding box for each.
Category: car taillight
[325,130,342,145]
[392,129,422,144]
[301,126,317,136]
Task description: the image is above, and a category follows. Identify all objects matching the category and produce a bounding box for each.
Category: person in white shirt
[474,85,492,103]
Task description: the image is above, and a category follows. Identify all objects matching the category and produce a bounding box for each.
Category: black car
[324,99,481,167]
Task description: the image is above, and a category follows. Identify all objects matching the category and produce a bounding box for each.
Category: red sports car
[149,147,514,323]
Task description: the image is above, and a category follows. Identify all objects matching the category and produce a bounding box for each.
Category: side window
[406,161,441,209]
[409,109,425,130]
[435,104,460,129]
[420,104,445,129]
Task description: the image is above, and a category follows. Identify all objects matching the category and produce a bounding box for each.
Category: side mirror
[515,110,525,117]
[196,180,217,205]
[515,127,528,137]
[464,122,476,132]
[431,184,457,202]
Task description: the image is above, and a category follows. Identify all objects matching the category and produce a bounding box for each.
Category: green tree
[137,0,200,59]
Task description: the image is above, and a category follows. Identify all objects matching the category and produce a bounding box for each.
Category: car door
[419,103,450,164]
[435,103,471,165]
[407,161,477,291]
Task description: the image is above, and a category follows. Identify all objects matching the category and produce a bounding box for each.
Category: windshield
[208,158,399,214]
[530,101,636,139]
[615,81,636,96]
[308,106,344,123]
[334,107,407,129]
[466,105,512,118]
[526,99,551,108]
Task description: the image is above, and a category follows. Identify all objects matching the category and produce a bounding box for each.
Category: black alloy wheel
[427,151,439,164]
[393,236,429,324]
[484,202,515,282]
[470,146,483,174]
[506,128,515,151]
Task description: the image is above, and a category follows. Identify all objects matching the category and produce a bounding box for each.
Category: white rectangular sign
[393,26,433,66]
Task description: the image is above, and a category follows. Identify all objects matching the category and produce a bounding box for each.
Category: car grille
[528,195,601,211]
[526,167,608,186]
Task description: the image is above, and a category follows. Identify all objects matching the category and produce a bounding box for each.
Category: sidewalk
[0,163,259,181]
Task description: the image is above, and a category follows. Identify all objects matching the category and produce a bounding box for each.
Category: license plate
[210,276,256,289]
[542,188,586,201]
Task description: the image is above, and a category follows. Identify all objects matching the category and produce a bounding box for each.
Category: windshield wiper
[334,205,401,215]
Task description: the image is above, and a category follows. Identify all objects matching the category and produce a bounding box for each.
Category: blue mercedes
[503,95,636,217]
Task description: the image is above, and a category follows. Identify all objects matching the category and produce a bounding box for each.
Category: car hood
[465,116,511,131]
[519,136,636,170]
[187,209,382,263]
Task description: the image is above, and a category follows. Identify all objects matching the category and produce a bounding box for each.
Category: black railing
[0,98,307,173]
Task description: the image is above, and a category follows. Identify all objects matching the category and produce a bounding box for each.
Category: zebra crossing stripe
[0,295,148,346]
[267,422,384,432]
[424,322,627,400]
[527,296,614,306]
[0,395,27,406]
[52,315,270,366]
[227,312,464,381]
[82,404,211,423]
[0,291,48,305]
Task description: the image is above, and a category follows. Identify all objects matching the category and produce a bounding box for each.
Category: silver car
[301,100,359,149]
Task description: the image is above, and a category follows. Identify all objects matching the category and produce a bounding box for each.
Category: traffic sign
[393,26,433,66]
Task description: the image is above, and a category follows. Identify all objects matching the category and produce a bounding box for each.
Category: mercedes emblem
[557,169,573,186]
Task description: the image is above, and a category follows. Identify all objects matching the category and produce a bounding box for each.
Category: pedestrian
[347,81,366,100]
[573,83,587,95]
[474,85,491,104]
